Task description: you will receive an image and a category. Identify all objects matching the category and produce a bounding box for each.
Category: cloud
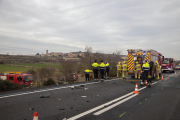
[0,0,180,59]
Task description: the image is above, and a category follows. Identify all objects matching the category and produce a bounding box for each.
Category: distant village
[0,50,128,64]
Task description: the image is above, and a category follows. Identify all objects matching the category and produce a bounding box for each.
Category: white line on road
[93,94,138,115]
[67,85,147,120]
[67,81,160,120]
[0,79,119,99]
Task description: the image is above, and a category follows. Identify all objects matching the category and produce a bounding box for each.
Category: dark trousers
[85,74,89,81]
[100,69,105,79]
[142,71,149,83]
[105,67,109,78]
[93,69,98,79]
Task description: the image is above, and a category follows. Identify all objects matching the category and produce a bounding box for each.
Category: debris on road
[29,108,34,110]
[58,99,61,100]
[70,106,73,109]
[80,85,85,87]
[84,88,88,90]
[119,112,126,117]
[86,101,90,102]
[59,108,65,110]
[81,96,87,98]
[40,93,52,98]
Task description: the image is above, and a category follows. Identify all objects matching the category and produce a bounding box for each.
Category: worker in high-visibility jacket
[105,61,110,79]
[99,60,106,82]
[84,68,90,81]
[141,60,150,87]
[155,61,160,79]
[116,62,121,78]
[122,61,128,79]
[135,61,141,79]
[92,59,99,81]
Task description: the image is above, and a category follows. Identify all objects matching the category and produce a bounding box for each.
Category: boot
[147,83,151,88]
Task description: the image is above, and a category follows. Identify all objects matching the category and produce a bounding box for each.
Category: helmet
[155,61,158,64]
[136,61,138,64]
[124,61,126,64]
[118,62,121,64]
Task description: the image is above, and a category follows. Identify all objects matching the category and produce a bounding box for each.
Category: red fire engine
[127,49,162,78]
[0,73,33,85]
[162,57,175,73]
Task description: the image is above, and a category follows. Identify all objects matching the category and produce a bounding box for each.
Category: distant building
[46,50,48,54]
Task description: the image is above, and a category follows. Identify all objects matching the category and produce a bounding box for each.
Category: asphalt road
[0,71,180,120]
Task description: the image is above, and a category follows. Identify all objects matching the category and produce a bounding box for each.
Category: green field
[0,64,31,73]
[11,63,60,69]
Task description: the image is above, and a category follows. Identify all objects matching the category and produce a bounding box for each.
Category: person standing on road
[141,60,150,87]
[135,61,141,79]
[116,62,122,78]
[84,68,90,81]
[122,61,128,79]
[155,61,160,79]
[105,61,110,79]
[92,59,99,81]
[99,60,106,82]
[148,59,154,83]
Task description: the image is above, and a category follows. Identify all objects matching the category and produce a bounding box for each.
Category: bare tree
[59,60,76,83]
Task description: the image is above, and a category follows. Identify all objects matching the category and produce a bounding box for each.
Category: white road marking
[93,94,138,115]
[67,92,134,120]
[67,86,147,120]
[67,81,160,120]
[0,79,118,99]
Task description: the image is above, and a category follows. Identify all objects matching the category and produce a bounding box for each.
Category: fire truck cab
[127,49,162,78]
[162,58,175,73]
[0,73,33,85]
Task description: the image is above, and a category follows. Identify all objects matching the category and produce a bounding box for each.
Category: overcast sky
[0,0,180,59]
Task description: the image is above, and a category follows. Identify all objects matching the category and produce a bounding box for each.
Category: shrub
[0,80,22,92]
[43,78,56,86]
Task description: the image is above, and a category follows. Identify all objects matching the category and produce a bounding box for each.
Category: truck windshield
[162,59,169,64]
[23,75,33,81]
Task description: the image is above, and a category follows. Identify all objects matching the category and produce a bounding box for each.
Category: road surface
[0,71,180,120]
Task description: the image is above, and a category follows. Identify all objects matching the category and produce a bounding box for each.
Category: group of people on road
[116,59,160,88]
[84,60,110,82]
[139,59,160,87]
[84,58,160,87]
[116,61,128,79]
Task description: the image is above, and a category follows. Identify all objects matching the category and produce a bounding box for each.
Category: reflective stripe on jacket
[122,64,127,70]
[142,63,150,71]
[92,63,99,69]
[105,63,109,67]
[117,64,121,70]
[136,64,141,70]
[156,64,160,70]
[84,69,90,74]
[100,62,106,69]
